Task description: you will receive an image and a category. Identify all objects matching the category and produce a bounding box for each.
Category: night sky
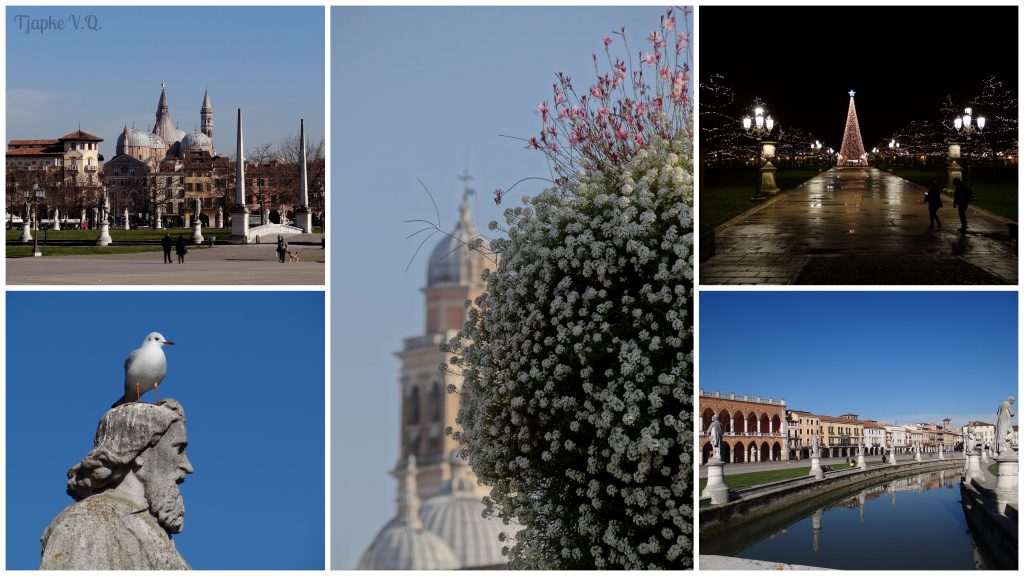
[700,5,1018,149]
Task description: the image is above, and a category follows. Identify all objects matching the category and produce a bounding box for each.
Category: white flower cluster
[446,134,693,569]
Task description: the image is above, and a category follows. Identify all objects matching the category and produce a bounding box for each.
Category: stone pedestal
[965,452,983,482]
[945,161,963,193]
[230,208,249,244]
[994,455,1018,515]
[759,161,780,195]
[701,459,730,505]
[294,206,313,233]
[810,456,824,480]
[96,221,112,246]
[19,219,33,242]
[857,449,866,470]
[888,450,897,465]
[191,220,204,244]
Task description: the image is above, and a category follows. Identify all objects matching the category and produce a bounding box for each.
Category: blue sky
[699,292,1018,427]
[6,291,325,570]
[330,6,691,568]
[6,6,325,161]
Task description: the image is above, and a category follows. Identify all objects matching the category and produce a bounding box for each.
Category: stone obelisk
[294,118,313,233]
[230,108,249,244]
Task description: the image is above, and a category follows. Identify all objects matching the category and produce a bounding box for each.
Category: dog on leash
[287,251,300,262]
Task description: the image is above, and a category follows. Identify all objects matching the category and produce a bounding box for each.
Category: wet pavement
[701,168,1017,284]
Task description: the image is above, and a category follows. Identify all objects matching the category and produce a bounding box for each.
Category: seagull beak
[164,340,175,345]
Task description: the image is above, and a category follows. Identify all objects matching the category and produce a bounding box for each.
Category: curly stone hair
[66,399,186,501]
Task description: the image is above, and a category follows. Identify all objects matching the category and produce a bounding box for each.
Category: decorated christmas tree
[839,90,867,166]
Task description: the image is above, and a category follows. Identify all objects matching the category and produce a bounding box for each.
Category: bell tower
[201,88,213,140]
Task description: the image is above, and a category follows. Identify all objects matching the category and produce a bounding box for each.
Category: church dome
[426,200,485,287]
[418,452,511,568]
[118,128,163,150]
[358,456,461,570]
[180,131,214,153]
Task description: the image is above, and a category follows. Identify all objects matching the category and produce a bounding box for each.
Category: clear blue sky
[330,6,691,568]
[7,291,325,570]
[699,292,1018,428]
[6,6,325,160]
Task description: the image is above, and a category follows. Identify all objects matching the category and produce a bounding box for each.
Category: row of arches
[701,440,783,465]
[702,407,783,436]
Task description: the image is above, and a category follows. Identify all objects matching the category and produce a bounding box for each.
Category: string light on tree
[838,90,867,166]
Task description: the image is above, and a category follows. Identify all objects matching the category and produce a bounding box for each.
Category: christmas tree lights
[839,90,867,166]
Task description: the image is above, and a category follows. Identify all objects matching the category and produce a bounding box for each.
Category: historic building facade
[699,389,788,465]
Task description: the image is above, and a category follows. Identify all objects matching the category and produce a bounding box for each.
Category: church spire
[201,88,214,140]
[153,82,175,142]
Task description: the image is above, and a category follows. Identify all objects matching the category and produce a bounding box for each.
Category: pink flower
[659,66,670,79]
[603,36,613,49]
[598,107,609,119]
[662,12,676,32]
[537,101,550,122]
[590,85,604,99]
[616,127,629,140]
[493,188,504,205]
[528,137,540,149]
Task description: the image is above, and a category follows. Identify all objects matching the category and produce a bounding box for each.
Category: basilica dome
[426,200,487,287]
[117,128,164,150]
[418,452,512,568]
[180,131,214,153]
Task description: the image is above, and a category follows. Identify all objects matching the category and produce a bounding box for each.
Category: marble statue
[708,414,722,461]
[967,426,977,454]
[99,191,109,222]
[995,397,1015,456]
[40,400,192,570]
[811,436,820,458]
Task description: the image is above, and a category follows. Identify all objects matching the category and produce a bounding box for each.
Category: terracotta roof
[9,139,59,146]
[58,130,103,141]
[6,147,61,156]
[862,421,886,429]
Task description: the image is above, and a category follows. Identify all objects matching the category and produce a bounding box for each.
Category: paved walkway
[698,452,961,478]
[7,238,325,285]
[701,168,1017,284]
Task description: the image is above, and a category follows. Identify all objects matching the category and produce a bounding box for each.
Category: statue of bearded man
[40,399,192,570]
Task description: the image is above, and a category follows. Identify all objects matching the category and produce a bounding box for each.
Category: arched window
[430,382,442,422]
[407,385,421,425]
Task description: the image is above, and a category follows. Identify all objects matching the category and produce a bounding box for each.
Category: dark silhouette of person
[175,235,187,264]
[925,181,943,229]
[161,233,173,264]
[276,235,288,263]
[952,177,971,234]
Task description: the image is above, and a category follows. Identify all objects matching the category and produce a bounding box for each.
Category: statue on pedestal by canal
[702,415,729,505]
[995,397,1015,458]
[857,437,867,470]
[809,437,823,480]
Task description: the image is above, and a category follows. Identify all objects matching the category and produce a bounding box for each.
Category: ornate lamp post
[953,106,986,189]
[888,139,900,171]
[812,140,823,171]
[872,147,880,168]
[742,105,778,197]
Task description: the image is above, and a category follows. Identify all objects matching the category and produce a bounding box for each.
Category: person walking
[161,232,173,264]
[952,177,971,234]
[175,234,187,264]
[924,181,943,229]
[276,235,288,263]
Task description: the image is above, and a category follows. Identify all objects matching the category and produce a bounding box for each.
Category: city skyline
[699,292,1017,430]
[6,6,325,161]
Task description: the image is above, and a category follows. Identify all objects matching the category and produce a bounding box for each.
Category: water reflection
[719,470,981,570]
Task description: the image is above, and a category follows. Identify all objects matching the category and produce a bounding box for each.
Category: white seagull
[112,332,175,408]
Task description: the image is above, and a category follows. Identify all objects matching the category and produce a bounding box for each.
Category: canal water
[705,469,987,570]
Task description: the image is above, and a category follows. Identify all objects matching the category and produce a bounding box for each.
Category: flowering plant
[446,10,693,569]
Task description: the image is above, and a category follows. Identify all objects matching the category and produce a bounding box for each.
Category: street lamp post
[812,140,823,172]
[888,139,900,172]
[872,147,880,168]
[953,106,986,189]
[742,105,778,198]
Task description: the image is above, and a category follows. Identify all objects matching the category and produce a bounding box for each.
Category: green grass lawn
[699,463,857,492]
[6,245,190,258]
[988,463,998,476]
[891,166,1018,221]
[700,167,821,229]
[5,227,231,242]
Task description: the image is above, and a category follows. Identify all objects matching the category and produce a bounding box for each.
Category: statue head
[711,414,719,423]
[67,399,192,533]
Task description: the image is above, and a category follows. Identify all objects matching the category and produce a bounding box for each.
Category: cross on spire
[457,169,476,202]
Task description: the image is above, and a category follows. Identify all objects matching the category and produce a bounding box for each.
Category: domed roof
[358,456,461,570]
[180,131,214,153]
[427,200,485,287]
[117,128,166,150]
[418,452,511,568]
